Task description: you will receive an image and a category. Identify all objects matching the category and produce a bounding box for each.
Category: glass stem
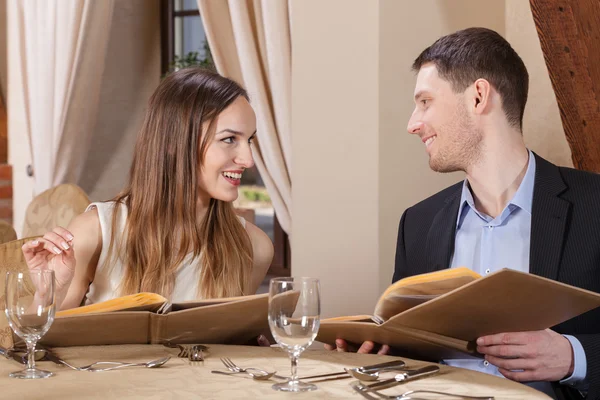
[290,353,299,382]
[26,340,36,370]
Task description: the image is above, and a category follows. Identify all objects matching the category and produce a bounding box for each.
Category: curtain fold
[198,0,292,237]
[14,0,114,194]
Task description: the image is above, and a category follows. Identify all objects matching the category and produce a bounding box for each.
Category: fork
[48,357,169,372]
[189,345,204,363]
[220,357,286,380]
[352,383,494,400]
[398,391,494,400]
[163,342,208,358]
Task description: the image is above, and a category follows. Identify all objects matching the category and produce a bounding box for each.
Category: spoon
[345,361,408,381]
[346,367,390,381]
[211,369,277,380]
[87,356,171,372]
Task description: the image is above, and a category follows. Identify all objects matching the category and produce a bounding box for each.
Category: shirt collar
[456,150,536,226]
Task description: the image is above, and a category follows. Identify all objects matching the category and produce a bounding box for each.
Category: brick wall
[0,93,10,226]
[0,164,11,225]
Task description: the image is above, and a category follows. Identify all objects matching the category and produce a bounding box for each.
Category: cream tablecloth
[0,344,551,399]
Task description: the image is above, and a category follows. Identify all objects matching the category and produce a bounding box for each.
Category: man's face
[406,63,482,173]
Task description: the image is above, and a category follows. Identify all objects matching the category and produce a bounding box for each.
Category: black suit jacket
[392,154,600,400]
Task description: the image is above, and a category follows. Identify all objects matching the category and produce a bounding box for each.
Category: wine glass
[268,277,320,392]
[5,270,56,379]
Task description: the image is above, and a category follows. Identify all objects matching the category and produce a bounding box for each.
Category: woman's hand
[22,227,76,291]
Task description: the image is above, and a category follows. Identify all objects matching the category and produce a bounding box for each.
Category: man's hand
[476,329,574,382]
[324,339,390,355]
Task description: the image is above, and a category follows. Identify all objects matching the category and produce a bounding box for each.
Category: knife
[0,346,64,366]
[39,349,67,367]
[362,365,440,390]
[298,359,406,380]
[0,346,26,364]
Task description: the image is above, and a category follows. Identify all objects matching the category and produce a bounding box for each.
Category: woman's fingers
[22,239,48,258]
[51,227,74,244]
[22,239,52,270]
[43,231,72,253]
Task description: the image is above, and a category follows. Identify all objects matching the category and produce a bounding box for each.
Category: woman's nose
[235,144,254,168]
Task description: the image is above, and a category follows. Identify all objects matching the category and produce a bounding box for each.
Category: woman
[22,68,274,310]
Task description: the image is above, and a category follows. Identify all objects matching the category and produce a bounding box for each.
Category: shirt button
[483,360,490,367]
[488,226,493,229]
[485,269,491,275]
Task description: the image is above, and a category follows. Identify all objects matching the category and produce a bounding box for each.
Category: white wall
[292,0,381,317]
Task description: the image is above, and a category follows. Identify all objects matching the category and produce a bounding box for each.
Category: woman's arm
[245,221,274,294]
[59,208,103,310]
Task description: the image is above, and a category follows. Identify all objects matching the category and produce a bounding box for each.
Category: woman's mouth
[222,171,242,186]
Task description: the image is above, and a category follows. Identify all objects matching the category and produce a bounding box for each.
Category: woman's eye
[248,137,255,144]
[421,99,429,106]
[222,137,234,144]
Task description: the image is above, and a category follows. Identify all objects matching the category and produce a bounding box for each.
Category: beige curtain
[198,0,292,236]
[14,0,114,194]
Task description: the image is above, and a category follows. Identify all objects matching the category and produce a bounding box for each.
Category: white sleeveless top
[84,201,245,305]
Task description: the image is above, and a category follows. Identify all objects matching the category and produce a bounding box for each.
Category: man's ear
[471,78,492,116]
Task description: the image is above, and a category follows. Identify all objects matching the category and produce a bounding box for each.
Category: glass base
[272,380,317,392]
[9,368,53,379]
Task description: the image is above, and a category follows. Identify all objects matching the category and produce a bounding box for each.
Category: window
[160,0,290,278]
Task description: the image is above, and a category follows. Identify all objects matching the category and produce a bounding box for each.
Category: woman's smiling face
[197,96,257,204]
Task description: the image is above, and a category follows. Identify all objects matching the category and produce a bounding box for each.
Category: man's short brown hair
[413,27,529,131]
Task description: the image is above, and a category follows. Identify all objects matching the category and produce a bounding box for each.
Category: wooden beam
[529,0,600,172]
[0,92,7,164]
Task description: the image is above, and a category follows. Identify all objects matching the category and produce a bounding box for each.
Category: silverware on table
[86,356,171,372]
[211,370,277,381]
[0,346,59,366]
[162,342,209,358]
[219,357,287,380]
[363,365,440,391]
[0,346,25,365]
[352,384,495,400]
[351,384,381,400]
[29,351,171,372]
[298,359,407,380]
[189,345,204,363]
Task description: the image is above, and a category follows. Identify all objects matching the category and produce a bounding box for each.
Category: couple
[22,27,599,399]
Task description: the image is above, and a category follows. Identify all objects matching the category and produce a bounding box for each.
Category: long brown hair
[106,68,254,299]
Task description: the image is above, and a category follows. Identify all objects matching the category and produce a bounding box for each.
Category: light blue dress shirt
[447,151,587,397]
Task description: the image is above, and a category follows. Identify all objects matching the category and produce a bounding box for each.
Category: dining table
[0,344,551,399]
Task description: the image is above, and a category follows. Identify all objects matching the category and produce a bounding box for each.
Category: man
[327,28,600,400]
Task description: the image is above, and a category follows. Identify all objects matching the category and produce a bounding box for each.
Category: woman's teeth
[223,172,242,179]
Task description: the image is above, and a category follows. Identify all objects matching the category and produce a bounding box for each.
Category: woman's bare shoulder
[67,207,102,252]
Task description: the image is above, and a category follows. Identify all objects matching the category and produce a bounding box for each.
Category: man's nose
[407,115,423,135]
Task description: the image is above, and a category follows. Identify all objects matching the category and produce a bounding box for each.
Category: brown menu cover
[33,293,269,347]
[317,269,600,361]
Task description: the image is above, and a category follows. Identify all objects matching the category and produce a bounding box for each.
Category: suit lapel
[529,154,570,280]
[425,189,461,273]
